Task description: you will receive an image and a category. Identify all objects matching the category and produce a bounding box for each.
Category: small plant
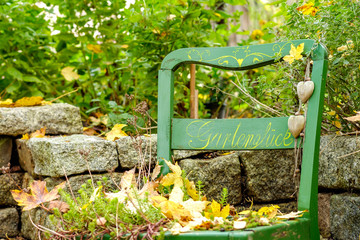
[219,188,228,207]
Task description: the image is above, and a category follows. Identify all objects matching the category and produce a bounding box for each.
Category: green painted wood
[157,69,174,175]
[297,44,328,240]
[157,40,328,240]
[161,40,315,71]
[159,218,310,240]
[171,118,297,150]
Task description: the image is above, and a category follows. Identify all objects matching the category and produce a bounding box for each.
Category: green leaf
[7,67,23,80]
[23,76,42,83]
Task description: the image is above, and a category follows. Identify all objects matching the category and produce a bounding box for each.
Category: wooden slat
[171,118,297,150]
[161,40,315,71]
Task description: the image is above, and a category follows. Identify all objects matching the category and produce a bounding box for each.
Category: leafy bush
[277,0,360,132]
[0,0,241,126]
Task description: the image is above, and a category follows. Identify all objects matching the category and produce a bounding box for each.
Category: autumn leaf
[61,66,80,81]
[296,2,319,16]
[105,124,128,141]
[184,178,199,200]
[120,168,136,190]
[283,43,304,64]
[344,113,360,122]
[257,205,279,218]
[48,200,70,213]
[14,96,44,107]
[276,210,307,220]
[0,98,13,107]
[204,200,230,219]
[160,160,183,187]
[87,44,103,54]
[11,180,66,211]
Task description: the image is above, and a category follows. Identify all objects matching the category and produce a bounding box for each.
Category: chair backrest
[157,39,328,236]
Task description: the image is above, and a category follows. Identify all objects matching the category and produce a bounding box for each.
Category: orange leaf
[48,200,70,213]
[11,180,66,211]
[30,127,46,138]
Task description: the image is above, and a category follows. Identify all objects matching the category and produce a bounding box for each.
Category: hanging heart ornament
[297,81,314,103]
[288,115,305,138]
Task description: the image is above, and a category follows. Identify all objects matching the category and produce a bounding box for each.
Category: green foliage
[277,0,360,132]
[219,188,228,207]
[52,179,164,239]
[0,0,241,126]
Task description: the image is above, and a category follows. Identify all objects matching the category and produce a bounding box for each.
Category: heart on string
[297,81,314,103]
[288,115,305,138]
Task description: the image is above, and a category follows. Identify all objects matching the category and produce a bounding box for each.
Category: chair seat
[163,218,311,240]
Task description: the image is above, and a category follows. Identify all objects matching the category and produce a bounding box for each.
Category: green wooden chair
[157,39,328,240]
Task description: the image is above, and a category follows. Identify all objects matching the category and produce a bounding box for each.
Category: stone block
[179,153,242,205]
[330,194,360,240]
[240,149,295,202]
[0,173,23,205]
[0,207,19,237]
[0,137,12,168]
[21,208,53,240]
[16,135,118,177]
[116,134,210,169]
[318,193,331,238]
[319,135,360,190]
[0,103,83,136]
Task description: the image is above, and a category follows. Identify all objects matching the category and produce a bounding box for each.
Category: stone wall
[0,104,359,240]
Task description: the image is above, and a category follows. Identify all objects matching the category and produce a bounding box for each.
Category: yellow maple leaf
[105,124,128,141]
[283,43,304,64]
[257,205,279,218]
[61,66,80,81]
[14,96,44,107]
[160,160,183,188]
[184,178,199,200]
[87,44,103,54]
[11,180,65,211]
[204,200,230,219]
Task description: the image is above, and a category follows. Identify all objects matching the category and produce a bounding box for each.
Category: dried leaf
[160,160,183,187]
[105,124,128,141]
[233,220,246,230]
[276,210,306,220]
[120,168,136,190]
[151,163,162,180]
[48,200,70,213]
[344,114,360,122]
[11,181,66,211]
[169,186,184,204]
[30,127,46,138]
[21,134,30,140]
[184,178,199,200]
[14,96,44,107]
[83,127,98,136]
[104,190,127,203]
[87,44,103,54]
[61,66,80,81]
[139,182,159,199]
[0,99,13,107]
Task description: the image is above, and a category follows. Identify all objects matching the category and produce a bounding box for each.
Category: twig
[230,79,284,117]
[337,149,360,159]
[29,214,69,239]
[62,166,77,205]
[49,88,79,103]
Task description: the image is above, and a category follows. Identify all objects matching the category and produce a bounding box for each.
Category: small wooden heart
[297,81,314,103]
[288,115,305,138]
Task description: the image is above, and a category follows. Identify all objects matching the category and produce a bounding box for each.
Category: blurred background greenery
[0,0,359,134]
